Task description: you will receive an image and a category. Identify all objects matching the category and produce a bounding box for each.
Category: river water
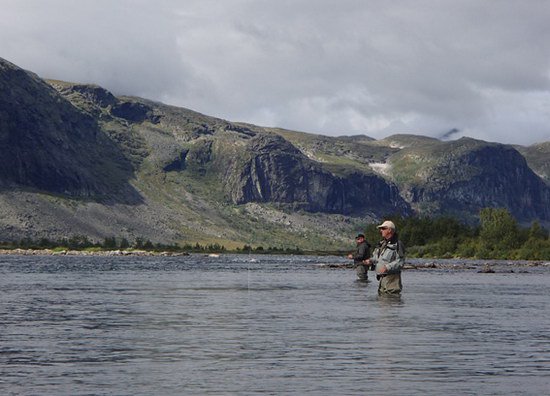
[1,255,549,395]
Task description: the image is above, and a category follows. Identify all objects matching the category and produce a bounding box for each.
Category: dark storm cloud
[1,0,549,144]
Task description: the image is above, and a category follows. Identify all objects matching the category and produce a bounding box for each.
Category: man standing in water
[365,220,405,294]
[347,234,371,281]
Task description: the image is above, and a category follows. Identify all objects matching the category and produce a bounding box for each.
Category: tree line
[363,208,549,260]
[0,236,302,255]
[1,208,548,259]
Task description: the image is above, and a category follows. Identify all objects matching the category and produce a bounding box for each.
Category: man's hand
[378,265,388,274]
[363,259,371,265]
[347,254,353,259]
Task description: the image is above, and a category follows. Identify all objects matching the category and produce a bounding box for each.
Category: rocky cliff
[386,138,550,220]
[222,133,410,215]
[516,142,550,185]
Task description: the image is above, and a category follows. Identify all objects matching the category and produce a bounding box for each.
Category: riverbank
[316,258,550,272]
[0,248,190,257]
[405,258,550,269]
[1,249,549,271]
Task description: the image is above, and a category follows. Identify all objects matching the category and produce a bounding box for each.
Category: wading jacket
[371,235,405,274]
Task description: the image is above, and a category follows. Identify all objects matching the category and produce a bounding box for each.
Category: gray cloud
[1,0,549,145]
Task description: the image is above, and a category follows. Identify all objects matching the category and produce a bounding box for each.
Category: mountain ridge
[0,57,548,249]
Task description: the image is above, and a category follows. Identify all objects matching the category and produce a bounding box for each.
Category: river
[1,255,549,395]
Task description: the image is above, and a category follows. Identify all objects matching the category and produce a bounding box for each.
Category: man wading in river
[365,220,405,294]
[347,234,371,281]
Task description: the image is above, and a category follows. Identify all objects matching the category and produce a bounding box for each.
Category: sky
[1,0,550,145]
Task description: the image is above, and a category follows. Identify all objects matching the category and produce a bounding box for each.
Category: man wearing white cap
[365,220,405,294]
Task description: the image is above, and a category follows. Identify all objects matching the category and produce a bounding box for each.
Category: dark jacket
[352,240,371,265]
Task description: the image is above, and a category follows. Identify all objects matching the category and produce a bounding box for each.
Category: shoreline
[0,248,191,257]
[316,258,549,271]
[1,249,548,268]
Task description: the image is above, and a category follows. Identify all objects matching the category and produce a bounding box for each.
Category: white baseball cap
[377,220,396,230]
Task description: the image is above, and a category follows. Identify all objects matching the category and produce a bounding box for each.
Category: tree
[120,238,130,249]
[103,236,117,249]
[479,208,524,257]
[68,235,92,249]
[528,221,548,240]
[134,237,144,249]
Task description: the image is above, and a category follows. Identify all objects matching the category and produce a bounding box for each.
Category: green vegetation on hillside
[1,208,547,260]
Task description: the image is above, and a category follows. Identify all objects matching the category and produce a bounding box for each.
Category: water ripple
[1,255,549,395]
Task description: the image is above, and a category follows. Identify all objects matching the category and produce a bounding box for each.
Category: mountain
[383,137,550,220]
[0,59,137,199]
[0,57,548,249]
[515,142,550,185]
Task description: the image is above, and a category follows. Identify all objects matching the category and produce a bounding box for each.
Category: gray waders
[377,273,402,294]
[355,264,369,281]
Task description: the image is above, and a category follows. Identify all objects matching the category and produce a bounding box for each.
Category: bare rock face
[224,134,411,215]
[111,101,160,124]
[67,84,118,108]
[404,139,550,220]
[162,150,189,172]
[516,142,550,185]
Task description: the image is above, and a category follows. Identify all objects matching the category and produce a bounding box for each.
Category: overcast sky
[1,0,549,145]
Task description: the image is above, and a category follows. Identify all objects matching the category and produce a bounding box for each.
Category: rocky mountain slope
[0,59,136,199]
[515,142,550,185]
[0,57,548,249]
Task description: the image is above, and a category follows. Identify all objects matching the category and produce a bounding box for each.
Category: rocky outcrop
[403,139,550,221]
[67,84,118,108]
[162,140,214,174]
[516,142,550,185]
[111,100,160,124]
[48,81,161,125]
[163,149,189,172]
[224,134,411,215]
